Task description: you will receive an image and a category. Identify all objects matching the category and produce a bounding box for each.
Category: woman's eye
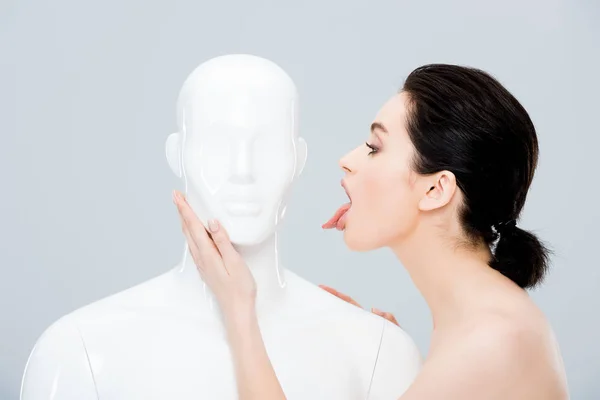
[365,142,379,155]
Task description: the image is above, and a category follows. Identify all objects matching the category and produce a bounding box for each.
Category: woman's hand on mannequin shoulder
[172,190,257,325]
[318,285,401,327]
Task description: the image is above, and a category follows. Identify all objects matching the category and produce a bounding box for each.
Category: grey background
[2,0,599,398]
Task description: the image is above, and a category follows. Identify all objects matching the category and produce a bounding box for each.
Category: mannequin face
[173,60,305,246]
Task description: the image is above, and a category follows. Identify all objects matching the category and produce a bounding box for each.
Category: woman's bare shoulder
[399,311,568,399]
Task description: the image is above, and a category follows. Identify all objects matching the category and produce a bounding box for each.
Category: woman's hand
[318,284,401,327]
[174,190,287,400]
[173,190,257,325]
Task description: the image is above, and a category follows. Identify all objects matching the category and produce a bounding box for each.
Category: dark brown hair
[402,64,550,289]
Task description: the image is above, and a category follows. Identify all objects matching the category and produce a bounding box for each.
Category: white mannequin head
[166,54,307,246]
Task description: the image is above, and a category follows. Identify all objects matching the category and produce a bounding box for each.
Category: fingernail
[174,190,183,203]
[372,307,381,314]
[208,219,219,233]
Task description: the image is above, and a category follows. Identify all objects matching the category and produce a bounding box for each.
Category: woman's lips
[322,179,352,230]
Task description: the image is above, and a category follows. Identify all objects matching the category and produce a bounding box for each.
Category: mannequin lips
[322,180,351,230]
[224,201,262,216]
[223,193,262,216]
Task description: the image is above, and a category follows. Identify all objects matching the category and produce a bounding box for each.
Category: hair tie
[495,219,517,233]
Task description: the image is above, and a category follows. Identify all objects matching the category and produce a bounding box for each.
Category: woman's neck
[390,226,494,331]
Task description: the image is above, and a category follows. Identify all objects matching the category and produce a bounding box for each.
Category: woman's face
[339,92,431,251]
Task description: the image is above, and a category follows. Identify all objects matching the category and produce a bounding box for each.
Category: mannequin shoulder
[284,272,381,321]
[21,316,98,400]
[284,274,423,397]
[378,320,422,368]
[59,271,176,321]
[284,272,418,349]
[367,320,423,399]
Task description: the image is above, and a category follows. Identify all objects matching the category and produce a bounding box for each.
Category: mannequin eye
[365,142,379,155]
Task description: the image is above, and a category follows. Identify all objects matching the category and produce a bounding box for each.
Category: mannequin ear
[294,137,307,177]
[165,132,182,178]
[418,171,456,211]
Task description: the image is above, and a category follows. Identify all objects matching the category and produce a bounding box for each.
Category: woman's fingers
[174,191,216,254]
[207,219,241,273]
[318,285,363,308]
[372,308,400,327]
[180,216,200,263]
[319,286,401,327]
[173,190,224,275]
[175,200,205,272]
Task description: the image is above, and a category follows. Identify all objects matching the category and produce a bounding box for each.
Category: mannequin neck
[172,230,287,320]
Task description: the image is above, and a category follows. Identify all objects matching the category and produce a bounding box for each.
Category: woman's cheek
[364,174,398,241]
[376,170,415,240]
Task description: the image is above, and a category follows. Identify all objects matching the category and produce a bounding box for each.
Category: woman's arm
[226,313,287,400]
[173,191,286,400]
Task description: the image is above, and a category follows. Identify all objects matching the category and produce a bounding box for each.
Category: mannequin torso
[20,54,421,400]
[22,266,420,399]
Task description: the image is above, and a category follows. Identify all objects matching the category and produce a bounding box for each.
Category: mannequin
[20,54,422,400]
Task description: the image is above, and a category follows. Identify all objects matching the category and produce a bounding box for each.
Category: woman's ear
[165,132,182,178]
[418,170,457,211]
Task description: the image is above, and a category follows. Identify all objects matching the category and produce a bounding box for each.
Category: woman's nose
[338,151,353,174]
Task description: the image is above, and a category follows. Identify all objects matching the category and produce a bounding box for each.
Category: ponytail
[490,221,551,289]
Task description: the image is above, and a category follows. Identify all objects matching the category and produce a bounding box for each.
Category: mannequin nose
[229,140,255,184]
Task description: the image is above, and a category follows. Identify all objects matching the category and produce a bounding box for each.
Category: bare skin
[171,91,569,399]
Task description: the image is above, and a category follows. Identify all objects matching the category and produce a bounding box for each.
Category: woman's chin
[343,226,377,252]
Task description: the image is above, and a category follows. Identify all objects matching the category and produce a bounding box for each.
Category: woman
[173,64,569,399]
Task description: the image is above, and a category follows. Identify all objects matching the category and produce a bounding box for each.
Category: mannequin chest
[82,309,377,400]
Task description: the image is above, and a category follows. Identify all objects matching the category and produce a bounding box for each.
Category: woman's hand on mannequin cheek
[173,190,257,324]
[318,285,401,327]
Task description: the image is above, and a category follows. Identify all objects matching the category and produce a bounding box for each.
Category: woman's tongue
[322,202,351,230]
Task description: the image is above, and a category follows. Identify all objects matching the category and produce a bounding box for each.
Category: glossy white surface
[20,54,422,400]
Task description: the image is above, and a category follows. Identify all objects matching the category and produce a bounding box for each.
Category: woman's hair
[401,64,550,289]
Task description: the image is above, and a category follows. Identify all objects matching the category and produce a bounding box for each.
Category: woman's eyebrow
[370,122,388,135]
